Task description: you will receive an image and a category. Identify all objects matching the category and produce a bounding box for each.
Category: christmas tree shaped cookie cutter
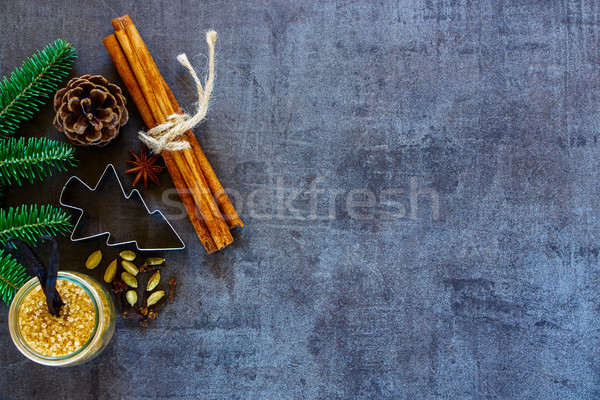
[59,164,184,251]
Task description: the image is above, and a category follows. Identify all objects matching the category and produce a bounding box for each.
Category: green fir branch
[0,39,76,138]
[0,205,72,246]
[0,137,77,186]
[0,249,28,304]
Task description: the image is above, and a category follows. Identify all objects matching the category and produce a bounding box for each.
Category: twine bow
[139,30,217,154]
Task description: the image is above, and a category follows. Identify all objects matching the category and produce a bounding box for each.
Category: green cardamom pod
[121,272,138,288]
[119,250,137,261]
[126,290,138,306]
[147,290,164,306]
[86,250,102,269]
[104,259,117,282]
[147,270,161,291]
[122,260,139,276]
[145,257,165,266]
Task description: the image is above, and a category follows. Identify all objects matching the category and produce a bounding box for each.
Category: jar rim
[8,271,103,365]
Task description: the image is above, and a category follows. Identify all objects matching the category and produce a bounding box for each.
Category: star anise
[125,145,163,187]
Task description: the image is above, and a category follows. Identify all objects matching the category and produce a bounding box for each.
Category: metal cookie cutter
[59,164,185,251]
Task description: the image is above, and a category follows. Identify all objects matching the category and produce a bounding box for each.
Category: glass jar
[8,271,115,366]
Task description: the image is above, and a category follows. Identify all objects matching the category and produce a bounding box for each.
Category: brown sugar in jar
[9,272,115,366]
[18,280,95,357]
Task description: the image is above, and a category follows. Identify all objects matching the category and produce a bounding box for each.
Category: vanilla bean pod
[41,236,62,313]
[7,237,63,315]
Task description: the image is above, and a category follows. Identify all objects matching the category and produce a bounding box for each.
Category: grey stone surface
[0,0,599,398]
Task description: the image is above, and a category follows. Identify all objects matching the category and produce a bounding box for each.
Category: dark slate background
[0,0,599,398]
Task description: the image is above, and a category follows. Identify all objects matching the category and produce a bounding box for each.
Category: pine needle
[0,39,76,138]
[0,249,28,304]
[0,205,72,246]
[0,137,77,186]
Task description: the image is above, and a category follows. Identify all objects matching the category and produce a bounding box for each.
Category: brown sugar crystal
[18,280,96,357]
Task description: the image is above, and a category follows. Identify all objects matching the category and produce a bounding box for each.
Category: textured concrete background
[0,0,599,398]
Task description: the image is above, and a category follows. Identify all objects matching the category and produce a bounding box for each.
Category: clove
[123,310,149,327]
[122,311,144,320]
[168,276,177,303]
[110,258,127,312]
[111,280,127,313]
[139,263,161,273]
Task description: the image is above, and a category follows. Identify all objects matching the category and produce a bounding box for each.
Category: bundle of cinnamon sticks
[103,15,242,253]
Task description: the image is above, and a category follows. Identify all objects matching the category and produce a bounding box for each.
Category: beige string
[139,30,217,154]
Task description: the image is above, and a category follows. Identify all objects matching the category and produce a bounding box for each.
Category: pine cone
[53,75,128,146]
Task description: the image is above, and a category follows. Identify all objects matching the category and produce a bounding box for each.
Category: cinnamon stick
[116,16,239,234]
[161,79,243,228]
[163,152,218,253]
[115,16,234,246]
[103,35,156,129]
[103,34,218,253]
[111,16,233,249]
[116,15,242,229]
